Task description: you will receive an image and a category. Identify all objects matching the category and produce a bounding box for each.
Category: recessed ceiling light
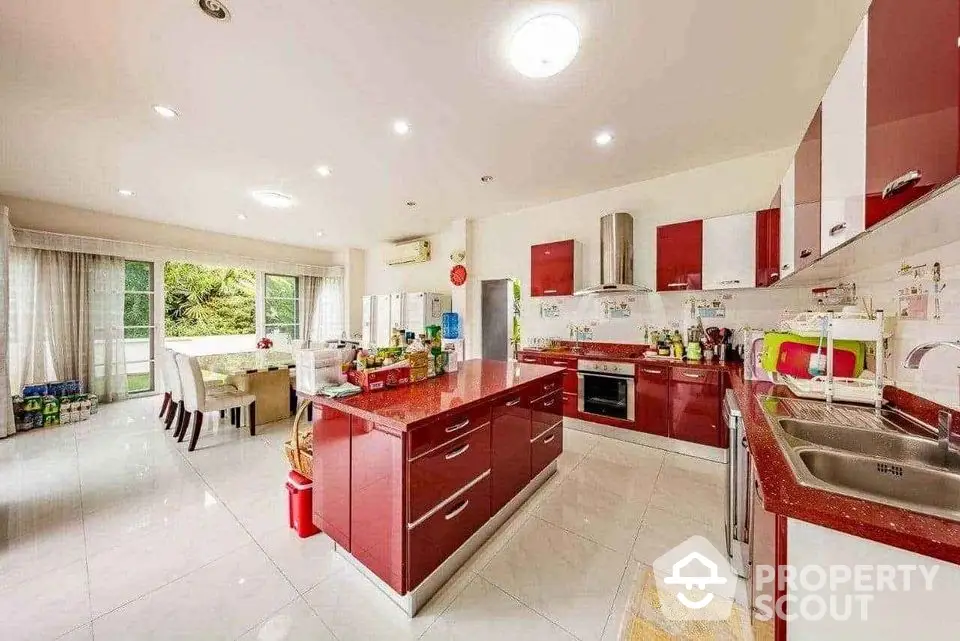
[393,120,411,136]
[316,231,324,237]
[237,213,247,220]
[480,175,494,183]
[406,201,417,207]
[152,104,179,119]
[510,14,580,78]
[251,190,294,209]
[594,131,614,147]
[117,189,135,197]
[198,0,231,21]
[316,165,332,177]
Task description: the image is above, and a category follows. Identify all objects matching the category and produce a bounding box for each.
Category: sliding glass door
[124,261,155,393]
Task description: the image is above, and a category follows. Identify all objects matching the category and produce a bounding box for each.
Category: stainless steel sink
[779,419,960,471]
[760,400,960,522]
[795,448,960,519]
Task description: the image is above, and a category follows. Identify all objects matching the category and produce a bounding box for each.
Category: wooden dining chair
[175,353,257,452]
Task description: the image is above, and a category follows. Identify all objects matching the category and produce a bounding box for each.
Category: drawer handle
[882,169,922,199]
[543,433,557,444]
[782,263,791,270]
[444,499,470,520]
[799,249,812,259]
[770,272,779,278]
[544,383,557,391]
[445,443,470,460]
[544,289,558,294]
[641,368,665,375]
[667,282,687,288]
[543,398,556,407]
[505,398,521,407]
[828,222,847,236]
[551,360,568,366]
[445,419,470,434]
[718,279,741,285]
[681,372,703,379]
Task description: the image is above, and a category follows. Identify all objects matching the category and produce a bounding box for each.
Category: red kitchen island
[310,359,565,616]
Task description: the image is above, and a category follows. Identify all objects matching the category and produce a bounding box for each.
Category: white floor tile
[252,527,339,593]
[0,559,90,641]
[0,518,87,591]
[647,470,725,529]
[235,597,337,641]
[92,543,296,641]
[630,505,725,566]
[482,517,628,641]
[56,624,94,641]
[421,576,578,641]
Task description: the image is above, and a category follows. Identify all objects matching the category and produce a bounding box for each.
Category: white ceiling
[0,0,869,249]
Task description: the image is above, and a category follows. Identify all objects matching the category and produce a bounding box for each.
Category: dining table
[198,350,296,425]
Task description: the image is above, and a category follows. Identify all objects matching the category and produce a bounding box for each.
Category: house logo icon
[652,535,738,622]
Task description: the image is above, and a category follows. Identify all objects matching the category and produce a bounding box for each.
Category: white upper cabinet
[779,161,797,277]
[702,211,757,290]
[821,17,867,254]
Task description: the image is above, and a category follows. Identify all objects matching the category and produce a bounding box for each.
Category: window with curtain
[264,274,300,340]
[123,261,155,393]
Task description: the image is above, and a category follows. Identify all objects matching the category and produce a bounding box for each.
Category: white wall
[364,228,459,296]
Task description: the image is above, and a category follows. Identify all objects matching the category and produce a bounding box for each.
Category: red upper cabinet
[864,0,960,229]
[756,191,781,288]
[656,220,703,292]
[530,240,579,297]
[793,106,822,272]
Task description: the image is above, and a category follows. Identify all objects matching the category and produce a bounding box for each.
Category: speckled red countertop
[313,359,564,432]
[518,347,733,370]
[729,370,960,565]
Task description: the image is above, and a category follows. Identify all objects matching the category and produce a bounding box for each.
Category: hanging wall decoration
[450,264,468,287]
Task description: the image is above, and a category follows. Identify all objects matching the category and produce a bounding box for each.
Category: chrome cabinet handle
[543,433,557,444]
[544,382,557,391]
[641,368,665,375]
[551,360,568,366]
[681,372,703,379]
[544,289,558,294]
[667,282,687,288]
[718,279,741,285]
[505,398,521,407]
[782,263,791,270]
[828,222,847,236]
[543,398,556,407]
[882,169,922,199]
[444,443,470,460]
[770,272,779,278]
[799,249,812,259]
[445,419,470,433]
[444,499,470,520]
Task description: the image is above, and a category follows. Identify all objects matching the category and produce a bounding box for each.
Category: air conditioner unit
[386,239,431,266]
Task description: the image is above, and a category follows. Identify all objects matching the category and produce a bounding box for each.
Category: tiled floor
[1,397,732,641]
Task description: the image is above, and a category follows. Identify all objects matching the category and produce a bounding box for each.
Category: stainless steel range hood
[575,211,651,295]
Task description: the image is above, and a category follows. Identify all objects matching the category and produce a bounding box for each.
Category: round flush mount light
[405,200,417,207]
[117,189,135,197]
[594,131,614,147]
[251,190,294,209]
[198,0,231,22]
[480,175,494,183]
[316,165,332,177]
[152,104,179,119]
[393,120,411,136]
[237,213,247,220]
[316,231,324,237]
[509,14,580,78]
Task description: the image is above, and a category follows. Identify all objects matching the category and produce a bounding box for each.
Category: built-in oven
[724,388,750,579]
[577,359,635,422]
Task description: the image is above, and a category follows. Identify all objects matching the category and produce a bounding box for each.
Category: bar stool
[176,353,257,452]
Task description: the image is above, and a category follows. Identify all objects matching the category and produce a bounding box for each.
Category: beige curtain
[0,208,13,437]
[299,276,320,343]
[87,255,128,403]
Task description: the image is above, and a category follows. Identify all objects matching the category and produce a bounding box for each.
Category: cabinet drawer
[562,369,578,394]
[408,404,491,460]
[531,390,563,437]
[562,392,578,418]
[532,374,563,400]
[542,355,577,369]
[531,423,563,476]
[637,364,670,378]
[408,474,491,589]
[518,353,542,364]
[670,368,719,386]
[408,422,491,523]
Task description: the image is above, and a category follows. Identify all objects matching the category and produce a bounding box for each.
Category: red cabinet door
[312,403,351,549]
[656,220,703,292]
[531,422,563,477]
[794,106,822,271]
[490,392,532,514]
[635,365,670,436]
[531,240,576,297]
[669,371,722,447]
[531,390,563,439]
[864,0,960,229]
[755,207,781,288]
[749,469,788,641]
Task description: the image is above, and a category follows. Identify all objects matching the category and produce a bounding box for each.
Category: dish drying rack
[776,310,893,408]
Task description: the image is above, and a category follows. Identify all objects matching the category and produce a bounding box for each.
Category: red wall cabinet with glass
[530,240,579,297]
[668,367,723,447]
[864,0,960,229]
[656,219,703,292]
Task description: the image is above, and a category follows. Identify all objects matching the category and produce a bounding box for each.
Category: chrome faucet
[902,340,960,368]
[902,341,960,463]
[938,410,955,465]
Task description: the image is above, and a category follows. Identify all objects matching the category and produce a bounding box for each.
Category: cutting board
[776,341,860,379]
[761,332,865,377]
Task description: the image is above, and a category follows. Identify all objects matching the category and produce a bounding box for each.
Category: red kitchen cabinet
[531,240,578,297]
[312,403,352,549]
[793,106,822,272]
[635,365,670,437]
[531,389,563,439]
[750,468,789,641]
[656,220,703,292]
[864,0,960,229]
[407,422,491,522]
[668,368,722,447]
[519,353,541,364]
[490,392,532,514]
[531,422,563,477]
[755,206,781,288]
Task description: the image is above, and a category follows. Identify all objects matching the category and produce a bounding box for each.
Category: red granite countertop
[518,347,733,370]
[729,369,960,565]
[313,359,564,432]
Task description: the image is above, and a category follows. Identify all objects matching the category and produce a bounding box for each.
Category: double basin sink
[763,399,960,522]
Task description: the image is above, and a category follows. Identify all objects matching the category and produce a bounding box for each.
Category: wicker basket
[284,399,314,479]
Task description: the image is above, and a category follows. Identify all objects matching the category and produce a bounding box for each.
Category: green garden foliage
[163,262,256,337]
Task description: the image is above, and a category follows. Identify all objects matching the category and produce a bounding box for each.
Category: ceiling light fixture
[594,131,614,147]
[251,190,294,209]
[480,175,494,183]
[316,231,324,237]
[509,14,580,78]
[237,213,247,220]
[393,120,411,136]
[152,104,179,119]
[117,189,135,197]
[198,0,231,21]
[406,201,417,207]
[316,165,332,177]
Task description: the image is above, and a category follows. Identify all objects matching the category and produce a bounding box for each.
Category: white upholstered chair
[175,353,257,452]
[158,349,187,433]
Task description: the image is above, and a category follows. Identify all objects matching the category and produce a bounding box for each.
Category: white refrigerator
[361,292,451,347]
[404,292,451,336]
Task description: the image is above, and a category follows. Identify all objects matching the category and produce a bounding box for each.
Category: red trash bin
[286,470,320,538]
